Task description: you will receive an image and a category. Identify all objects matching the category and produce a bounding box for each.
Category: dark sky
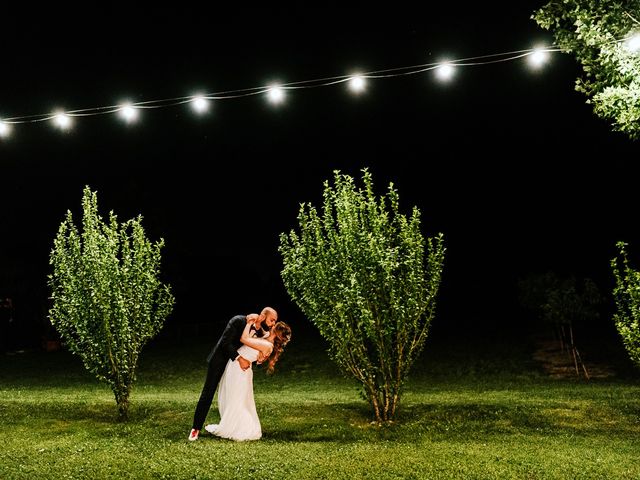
[2,4,639,341]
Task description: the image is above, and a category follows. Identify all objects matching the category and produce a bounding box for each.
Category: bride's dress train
[205,344,262,441]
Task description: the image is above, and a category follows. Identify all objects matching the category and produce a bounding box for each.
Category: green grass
[1,330,639,479]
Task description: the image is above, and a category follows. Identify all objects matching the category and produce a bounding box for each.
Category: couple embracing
[189,307,292,441]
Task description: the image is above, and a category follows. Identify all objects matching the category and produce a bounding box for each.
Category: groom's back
[206,314,246,363]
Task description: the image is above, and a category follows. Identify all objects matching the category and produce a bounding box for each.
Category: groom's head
[259,306,278,330]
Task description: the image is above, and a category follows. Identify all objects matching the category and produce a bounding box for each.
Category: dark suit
[192,314,266,431]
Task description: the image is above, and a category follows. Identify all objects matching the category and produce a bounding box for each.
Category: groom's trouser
[192,359,227,430]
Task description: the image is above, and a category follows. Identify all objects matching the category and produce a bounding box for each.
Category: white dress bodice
[237,344,260,363]
[236,330,271,363]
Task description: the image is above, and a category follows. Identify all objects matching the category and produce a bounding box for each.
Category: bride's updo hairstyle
[266,321,292,374]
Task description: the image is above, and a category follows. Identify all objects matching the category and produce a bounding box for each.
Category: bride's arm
[241,322,273,356]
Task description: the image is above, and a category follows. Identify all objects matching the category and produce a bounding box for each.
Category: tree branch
[624,11,640,26]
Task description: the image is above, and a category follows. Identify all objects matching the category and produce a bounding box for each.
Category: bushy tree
[534,1,640,139]
[611,241,640,368]
[49,187,174,419]
[518,273,602,328]
[279,170,445,422]
[518,272,602,378]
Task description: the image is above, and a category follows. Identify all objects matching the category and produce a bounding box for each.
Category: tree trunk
[377,384,399,422]
[114,387,130,420]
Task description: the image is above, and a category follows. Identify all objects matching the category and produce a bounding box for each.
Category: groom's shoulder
[227,314,246,325]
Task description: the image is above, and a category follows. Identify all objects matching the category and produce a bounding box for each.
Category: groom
[188,306,278,441]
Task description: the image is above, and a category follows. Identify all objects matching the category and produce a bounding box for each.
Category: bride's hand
[246,313,259,324]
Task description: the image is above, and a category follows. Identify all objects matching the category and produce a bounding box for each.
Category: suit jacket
[206,315,246,364]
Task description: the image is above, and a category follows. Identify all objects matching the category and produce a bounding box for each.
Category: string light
[348,75,366,93]
[118,103,139,124]
[0,121,11,138]
[626,33,640,53]
[191,95,210,113]
[527,47,551,70]
[53,112,72,130]
[9,40,627,140]
[435,62,455,82]
[267,85,285,104]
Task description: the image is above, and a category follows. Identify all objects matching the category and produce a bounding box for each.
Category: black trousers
[192,358,227,430]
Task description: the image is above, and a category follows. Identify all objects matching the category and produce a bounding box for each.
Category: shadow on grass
[0,398,191,426]
[396,401,640,437]
[3,395,639,445]
[263,399,640,442]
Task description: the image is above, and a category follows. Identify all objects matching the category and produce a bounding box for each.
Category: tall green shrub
[279,170,445,422]
[49,187,174,418]
[611,241,640,368]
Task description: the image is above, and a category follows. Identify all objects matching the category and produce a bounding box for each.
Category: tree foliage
[49,187,174,418]
[611,241,640,368]
[279,170,445,422]
[518,272,602,379]
[534,0,640,139]
[518,272,602,328]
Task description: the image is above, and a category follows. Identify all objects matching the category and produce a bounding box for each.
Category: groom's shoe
[188,429,199,441]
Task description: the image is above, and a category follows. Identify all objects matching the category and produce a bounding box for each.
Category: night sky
[2,4,639,346]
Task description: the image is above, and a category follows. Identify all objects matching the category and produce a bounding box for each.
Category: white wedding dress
[205,344,262,441]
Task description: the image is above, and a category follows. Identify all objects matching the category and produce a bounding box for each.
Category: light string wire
[0,34,635,126]
[0,47,555,124]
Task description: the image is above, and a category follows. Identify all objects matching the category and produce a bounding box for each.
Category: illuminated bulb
[435,63,455,81]
[626,34,640,53]
[191,96,210,113]
[118,104,139,123]
[0,121,11,138]
[267,85,285,104]
[348,75,366,93]
[53,112,72,130]
[528,48,550,69]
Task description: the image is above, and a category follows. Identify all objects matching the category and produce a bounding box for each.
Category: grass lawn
[1,326,639,479]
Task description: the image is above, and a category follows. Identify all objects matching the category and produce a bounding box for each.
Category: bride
[205,318,292,441]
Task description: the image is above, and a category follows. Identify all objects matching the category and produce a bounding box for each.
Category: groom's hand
[256,351,271,364]
[238,356,251,370]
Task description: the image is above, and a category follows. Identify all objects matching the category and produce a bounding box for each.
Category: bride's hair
[266,321,292,374]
